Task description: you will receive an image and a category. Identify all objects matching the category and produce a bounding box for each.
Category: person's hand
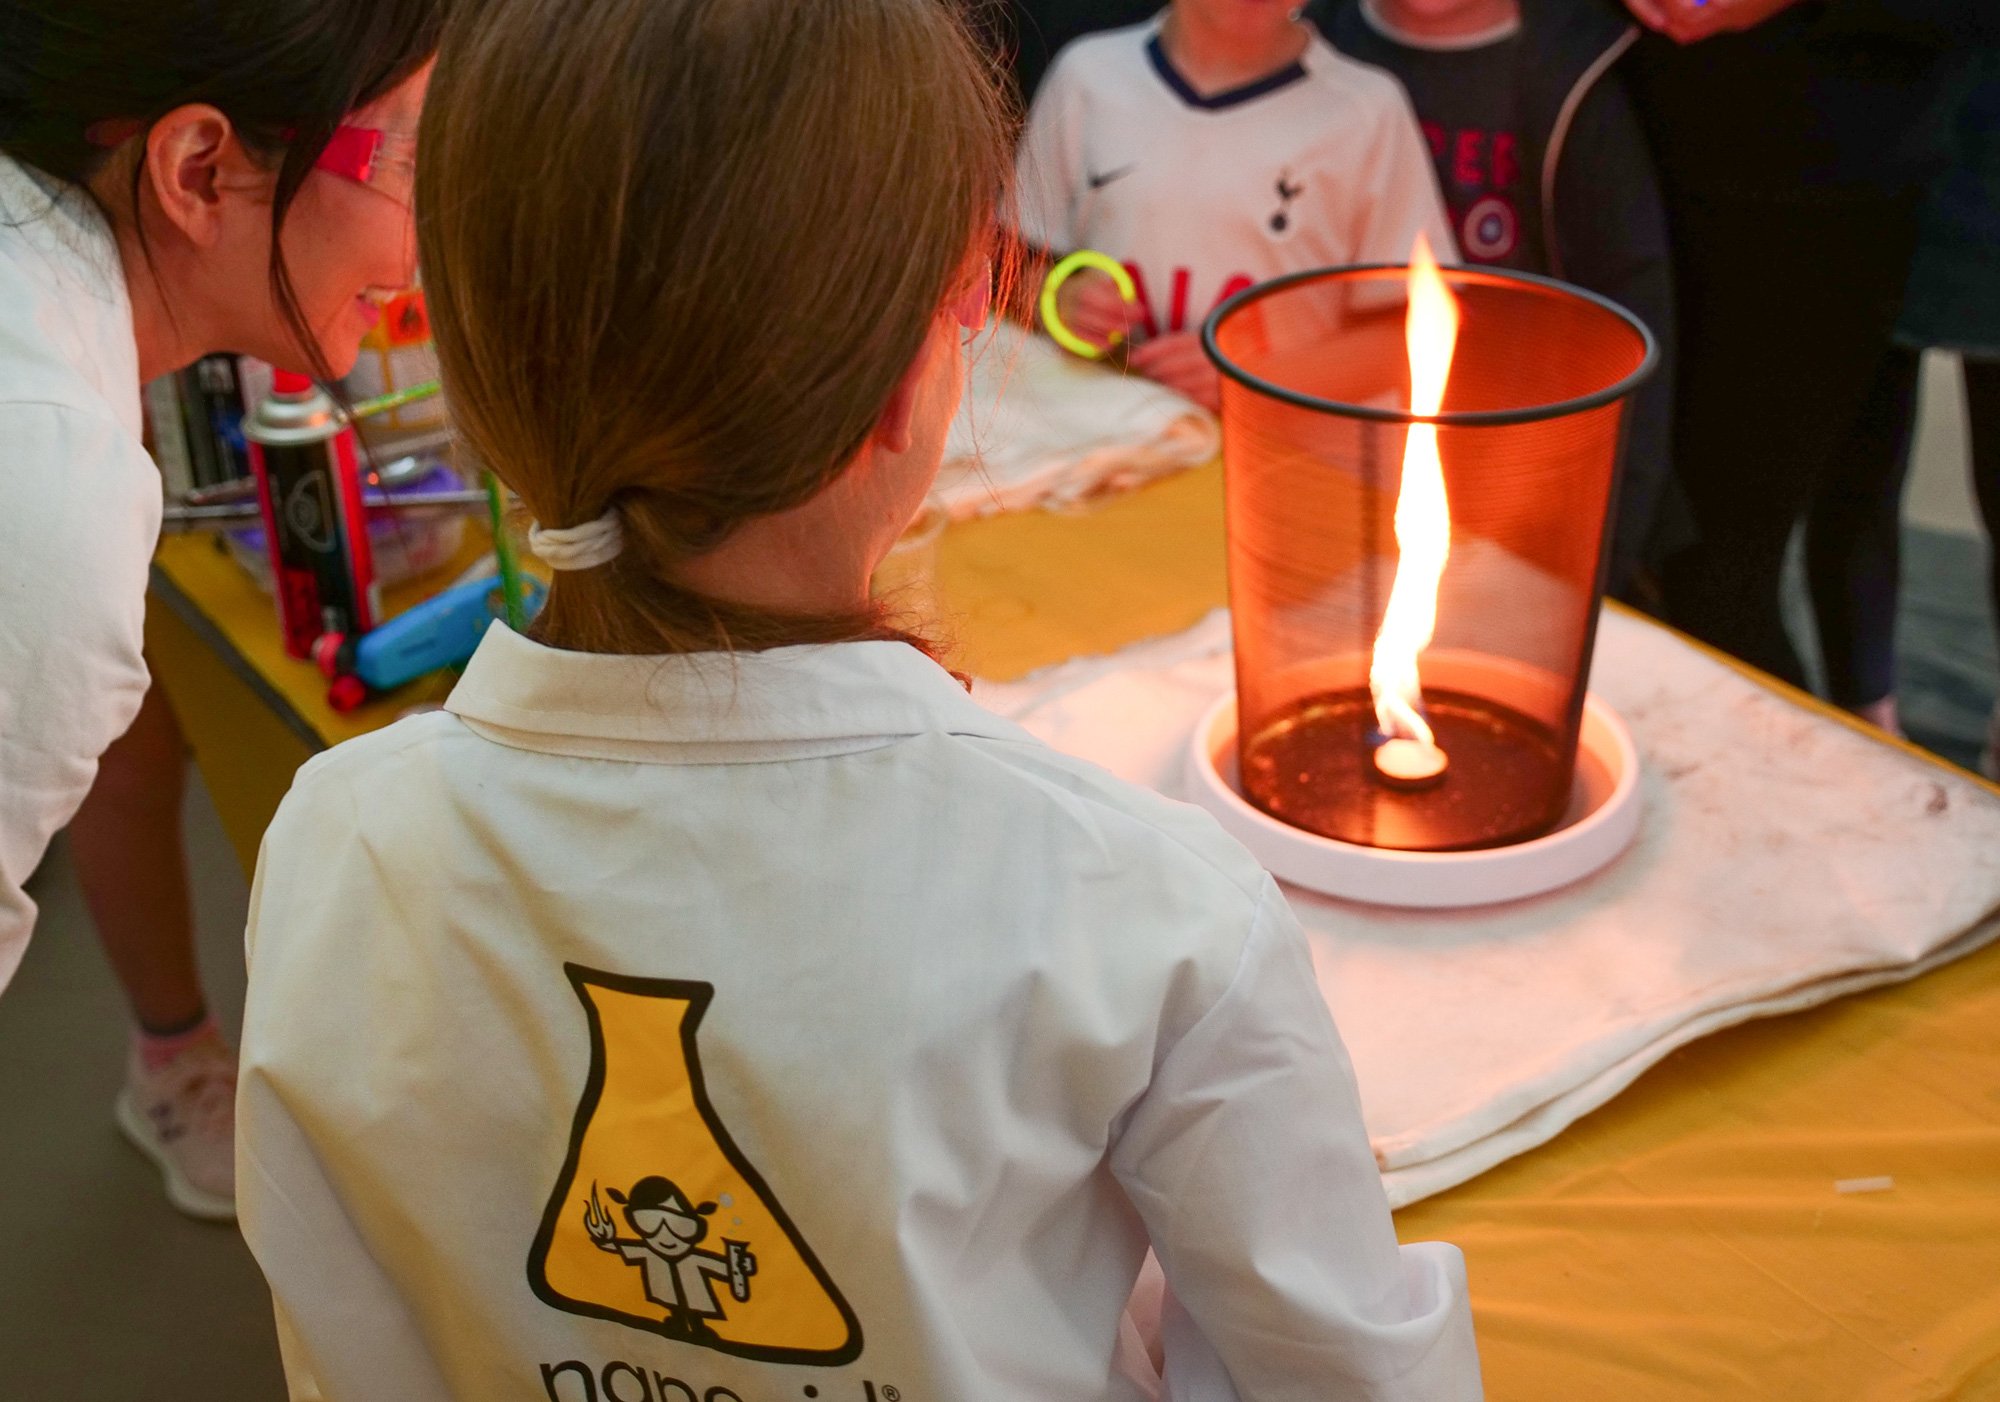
[1128,332,1221,412]
[1050,268,1141,355]
[1621,0,1806,43]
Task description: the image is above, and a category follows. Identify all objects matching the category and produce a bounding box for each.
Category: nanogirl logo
[538,1360,908,1401]
[528,970,861,1363]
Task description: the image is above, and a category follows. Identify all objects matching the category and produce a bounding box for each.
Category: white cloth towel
[977,609,2000,1206]
[936,320,1219,520]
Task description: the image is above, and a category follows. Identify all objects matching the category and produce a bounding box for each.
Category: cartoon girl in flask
[585,1176,756,1339]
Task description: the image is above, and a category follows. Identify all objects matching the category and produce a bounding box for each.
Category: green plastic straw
[350,379,443,420]
[484,471,528,631]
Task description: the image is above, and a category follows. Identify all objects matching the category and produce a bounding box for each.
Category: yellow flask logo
[527,967,863,1366]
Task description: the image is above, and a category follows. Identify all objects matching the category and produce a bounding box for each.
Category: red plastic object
[327,674,369,713]
[311,632,348,680]
[271,369,314,394]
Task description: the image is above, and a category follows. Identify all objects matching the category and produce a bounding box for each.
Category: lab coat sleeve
[1014,47,1085,253]
[1110,879,1482,1401]
[271,1305,329,1402]
[238,779,458,1402]
[0,401,157,994]
[237,1084,452,1401]
[1346,77,1459,265]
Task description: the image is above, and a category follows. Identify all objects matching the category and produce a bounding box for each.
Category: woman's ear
[140,104,256,248]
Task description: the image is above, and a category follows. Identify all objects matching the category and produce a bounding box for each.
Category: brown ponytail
[416,0,1016,655]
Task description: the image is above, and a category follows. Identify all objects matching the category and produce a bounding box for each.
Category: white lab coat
[239,623,1481,1401]
[0,155,159,994]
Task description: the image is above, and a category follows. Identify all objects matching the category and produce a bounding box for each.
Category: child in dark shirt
[1313,0,1682,602]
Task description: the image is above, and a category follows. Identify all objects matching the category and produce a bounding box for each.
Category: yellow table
[148,465,2000,1399]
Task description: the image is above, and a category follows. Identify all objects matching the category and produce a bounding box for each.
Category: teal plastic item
[347,574,546,692]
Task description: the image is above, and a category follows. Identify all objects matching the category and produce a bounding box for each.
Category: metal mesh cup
[1202,264,1656,853]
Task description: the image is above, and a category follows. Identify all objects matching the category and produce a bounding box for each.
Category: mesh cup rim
[1199,262,1660,428]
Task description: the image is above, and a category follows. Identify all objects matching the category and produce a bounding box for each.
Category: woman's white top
[239,625,1481,1401]
[0,155,159,993]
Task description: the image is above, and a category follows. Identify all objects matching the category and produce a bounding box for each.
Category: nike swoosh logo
[1087,165,1136,190]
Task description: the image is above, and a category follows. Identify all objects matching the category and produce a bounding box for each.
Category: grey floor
[1895,354,1999,772]
[0,354,1993,1399]
[0,786,280,1396]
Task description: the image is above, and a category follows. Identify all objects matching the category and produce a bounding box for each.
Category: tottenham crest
[526,966,863,1366]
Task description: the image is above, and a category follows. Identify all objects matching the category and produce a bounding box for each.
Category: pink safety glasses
[311,124,417,205]
[83,118,415,204]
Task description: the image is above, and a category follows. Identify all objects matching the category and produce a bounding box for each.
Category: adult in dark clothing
[1801,47,2000,743]
[1616,0,1997,709]
[1312,0,1685,602]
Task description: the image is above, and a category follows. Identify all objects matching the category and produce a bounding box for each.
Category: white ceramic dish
[1186,687,1642,908]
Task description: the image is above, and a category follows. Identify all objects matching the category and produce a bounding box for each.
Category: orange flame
[1369,234,1462,747]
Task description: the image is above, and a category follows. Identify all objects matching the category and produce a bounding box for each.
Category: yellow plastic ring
[1039,250,1139,360]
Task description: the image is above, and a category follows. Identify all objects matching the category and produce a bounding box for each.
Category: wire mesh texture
[1203,264,1655,853]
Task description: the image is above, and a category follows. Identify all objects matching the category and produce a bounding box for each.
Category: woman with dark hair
[0,0,444,1219]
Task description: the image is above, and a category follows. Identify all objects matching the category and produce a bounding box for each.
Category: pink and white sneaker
[115,1034,238,1221]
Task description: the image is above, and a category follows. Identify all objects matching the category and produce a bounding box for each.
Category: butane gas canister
[244,371,379,659]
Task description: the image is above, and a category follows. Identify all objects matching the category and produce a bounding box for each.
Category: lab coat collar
[445,621,1030,759]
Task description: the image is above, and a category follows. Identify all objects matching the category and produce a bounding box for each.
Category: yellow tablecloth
[148,464,2000,1400]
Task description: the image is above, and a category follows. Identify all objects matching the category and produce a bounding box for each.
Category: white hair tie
[528,509,624,571]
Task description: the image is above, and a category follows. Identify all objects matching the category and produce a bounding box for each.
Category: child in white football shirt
[1017,0,1456,407]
